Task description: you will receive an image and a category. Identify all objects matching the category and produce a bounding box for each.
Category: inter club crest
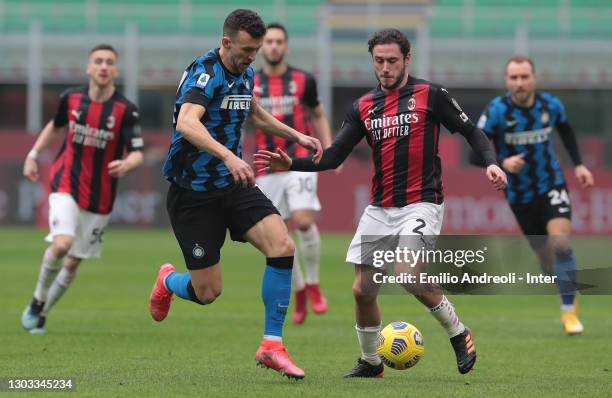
[192,243,205,259]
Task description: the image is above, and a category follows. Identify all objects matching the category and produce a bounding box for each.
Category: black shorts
[166,182,280,269]
[510,185,572,249]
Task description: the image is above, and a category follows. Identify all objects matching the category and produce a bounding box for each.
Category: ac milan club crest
[106,115,116,130]
[407,97,417,111]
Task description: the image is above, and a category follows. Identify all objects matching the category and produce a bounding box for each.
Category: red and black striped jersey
[253,66,319,176]
[49,86,143,214]
[291,76,482,208]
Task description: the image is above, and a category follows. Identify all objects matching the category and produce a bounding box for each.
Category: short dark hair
[223,9,266,39]
[89,43,118,58]
[505,55,536,74]
[367,29,411,57]
[266,22,288,41]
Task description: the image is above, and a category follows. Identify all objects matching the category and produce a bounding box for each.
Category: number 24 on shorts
[548,188,570,206]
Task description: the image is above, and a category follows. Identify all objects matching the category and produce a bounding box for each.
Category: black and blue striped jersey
[163,48,254,191]
[478,92,568,205]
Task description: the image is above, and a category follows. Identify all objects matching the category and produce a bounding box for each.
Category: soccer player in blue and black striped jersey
[477,56,594,335]
[148,9,322,380]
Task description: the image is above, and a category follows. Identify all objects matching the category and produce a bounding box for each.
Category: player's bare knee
[295,220,313,232]
[269,234,295,257]
[52,238,73,257]
[283,235,296,256]
[292,215,314,232]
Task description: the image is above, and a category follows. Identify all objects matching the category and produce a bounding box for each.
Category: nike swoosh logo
[228,82,235,89]
[507,120,517,127]
[558,207,570,213]
[369,106,378,115]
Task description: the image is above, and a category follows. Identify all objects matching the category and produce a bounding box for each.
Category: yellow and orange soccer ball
[376,321,424,370]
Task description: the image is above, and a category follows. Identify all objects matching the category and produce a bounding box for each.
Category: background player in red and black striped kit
[21,44,144,334]
[254,23,334,324]
[256,29,506,377]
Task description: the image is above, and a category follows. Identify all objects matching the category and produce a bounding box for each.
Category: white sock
[263,335,282,342]
[355,324,382,365]
[40,267,77,317]
[33,247,63,302]
[296,225,321,285]
[428,296,465,338]
[292,255,306,292]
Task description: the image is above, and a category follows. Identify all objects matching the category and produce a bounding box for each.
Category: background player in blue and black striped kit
[148,9,322,380]
[476,55,594,335]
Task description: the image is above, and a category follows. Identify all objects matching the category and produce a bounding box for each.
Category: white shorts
[346,202,445,266]
[45,193,111,259]
[256,172,321,220]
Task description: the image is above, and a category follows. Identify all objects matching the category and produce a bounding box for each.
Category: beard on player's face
[233,59,246,72]
[263,52,284,66]
[510,86,534,104]
[377,66,406,90]
[514,89,530,100]
[231,53,251,73]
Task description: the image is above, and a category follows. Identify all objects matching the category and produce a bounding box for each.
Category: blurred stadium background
[2,3,612,396]
[1,0,611,234]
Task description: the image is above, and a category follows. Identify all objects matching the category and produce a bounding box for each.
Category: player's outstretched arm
[254,148,292,173]
[254,116,364,174]
[177,102,255,187]
[249,97,322,162]
[23,120,65,182]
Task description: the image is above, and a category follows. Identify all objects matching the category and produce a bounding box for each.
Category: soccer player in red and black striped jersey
[254,23,334,325]
[256,29,506,377]
[21,44,144,334]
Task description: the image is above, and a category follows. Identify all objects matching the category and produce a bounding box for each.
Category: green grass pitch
[1,227,611,397]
